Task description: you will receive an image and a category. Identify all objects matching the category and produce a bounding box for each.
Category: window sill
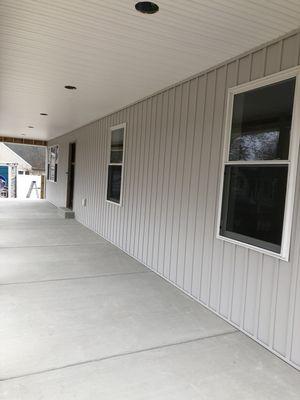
[106,199,122,207]
[216,233,289,262]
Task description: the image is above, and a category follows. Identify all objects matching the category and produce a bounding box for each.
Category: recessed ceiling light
[40,113,48,116]
[135,2,159,14]
[64,85,77,90]
[28,125,34,128]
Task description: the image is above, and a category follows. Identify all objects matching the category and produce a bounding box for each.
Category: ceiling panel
[1,0,300,140]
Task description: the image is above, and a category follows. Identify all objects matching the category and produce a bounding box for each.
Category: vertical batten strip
[180,79,198,289]
[154,92,169,272]
[162,88,176,278]
[190,74,208,298]
[148,93,164,270]
[138,98,151,262]
[156,91,171,274]
[209,65,228,311]
[174,82,191,287]
[167,85,183,282]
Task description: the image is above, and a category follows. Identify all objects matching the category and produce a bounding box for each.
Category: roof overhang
[1,0,300,140]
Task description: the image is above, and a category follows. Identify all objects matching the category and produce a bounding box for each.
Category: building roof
[5,144,46,171]
[0,143,32,170]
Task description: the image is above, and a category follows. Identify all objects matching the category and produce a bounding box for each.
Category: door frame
[66,141,76,209]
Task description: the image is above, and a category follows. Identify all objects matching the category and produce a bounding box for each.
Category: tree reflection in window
[230,130,280,160]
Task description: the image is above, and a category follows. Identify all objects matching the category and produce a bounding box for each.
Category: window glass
[107,165,122,203]
[110,128,124,163]
[229,78,295,161]
[220,165,288,253]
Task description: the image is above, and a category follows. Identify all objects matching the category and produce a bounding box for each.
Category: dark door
[66,142,76,209]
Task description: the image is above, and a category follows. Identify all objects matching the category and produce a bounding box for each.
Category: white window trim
[106,122,126,206]
[216,66,300,262]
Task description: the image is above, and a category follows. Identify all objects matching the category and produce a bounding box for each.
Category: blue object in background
[0,165,8,191]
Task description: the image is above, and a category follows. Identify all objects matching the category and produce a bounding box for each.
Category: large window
[106,123,125,204]
[218,72,300,260]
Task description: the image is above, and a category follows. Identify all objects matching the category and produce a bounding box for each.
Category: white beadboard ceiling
[1,0,300,140]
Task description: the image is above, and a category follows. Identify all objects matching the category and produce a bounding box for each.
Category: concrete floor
[0,200,299,399]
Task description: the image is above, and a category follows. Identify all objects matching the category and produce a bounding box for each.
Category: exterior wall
[47,30,300,370]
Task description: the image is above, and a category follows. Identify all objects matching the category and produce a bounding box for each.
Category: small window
[107,124,125,204]
[18,171,24,175]
[218,74,300,260]
[47,145,59,183]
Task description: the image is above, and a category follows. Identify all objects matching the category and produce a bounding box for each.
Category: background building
[0,143,46,198]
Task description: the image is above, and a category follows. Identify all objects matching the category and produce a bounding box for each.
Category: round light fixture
[21,133,26,136]
[135,2,159,14]
[64,85,77,90]
[40,113,48,116]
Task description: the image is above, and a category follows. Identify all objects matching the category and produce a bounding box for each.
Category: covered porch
[0,200,299,399]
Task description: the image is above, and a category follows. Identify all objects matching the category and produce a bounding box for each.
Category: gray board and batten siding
[47,29,300,370]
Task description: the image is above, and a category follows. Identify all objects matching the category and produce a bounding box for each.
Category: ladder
[26,181,40,199]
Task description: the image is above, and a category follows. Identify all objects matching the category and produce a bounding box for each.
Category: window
[47,145,59,183]
[218,71,300,260]
[106,124,125,204]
